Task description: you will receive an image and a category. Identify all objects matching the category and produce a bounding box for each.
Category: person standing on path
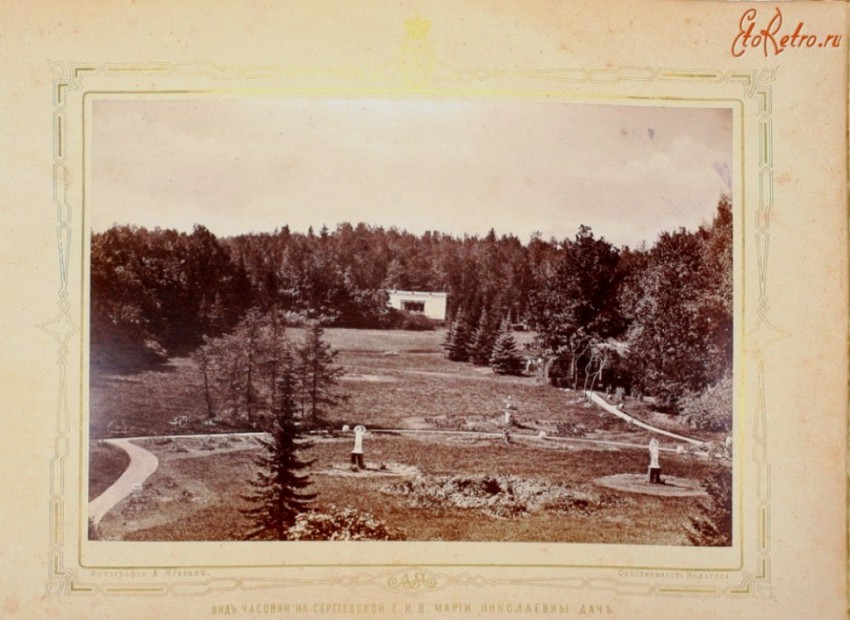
[351,425,366,470]
[648,437,662,484]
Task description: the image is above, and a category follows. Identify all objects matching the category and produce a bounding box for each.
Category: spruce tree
[469,308,499,366]
[296,320,346,429]
[489,319,524,375]
[241,349,316,540]
[442,308,472,362]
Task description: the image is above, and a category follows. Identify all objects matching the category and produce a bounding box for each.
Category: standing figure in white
[351,425,366,470]
[648,437,662,484]
[503,395,517,426]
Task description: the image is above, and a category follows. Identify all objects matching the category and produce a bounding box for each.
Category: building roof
[387,289,447,297]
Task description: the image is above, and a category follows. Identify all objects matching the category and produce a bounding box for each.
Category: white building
[387,290,447,321]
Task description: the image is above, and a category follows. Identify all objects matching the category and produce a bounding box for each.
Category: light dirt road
[585,391,704,445]
[88,439,159,525]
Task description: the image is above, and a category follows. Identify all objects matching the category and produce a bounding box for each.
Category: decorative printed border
[41,57,85,599]
[41,39,777,601]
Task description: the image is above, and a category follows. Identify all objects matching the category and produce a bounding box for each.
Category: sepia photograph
[87,97,734,546]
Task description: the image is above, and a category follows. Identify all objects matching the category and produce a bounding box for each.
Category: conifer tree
[241,350,316,540]
[469,308,499,366]
[489,319,524,375]
[442,308,472,362]
[296,320,346,429]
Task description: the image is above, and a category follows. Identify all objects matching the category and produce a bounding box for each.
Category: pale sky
[91,98,732,249]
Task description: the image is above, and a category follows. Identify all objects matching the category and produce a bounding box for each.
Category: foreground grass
[99,434,727,544]
[88,441,131,501]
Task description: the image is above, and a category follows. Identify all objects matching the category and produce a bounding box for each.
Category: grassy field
[90,327,731,544]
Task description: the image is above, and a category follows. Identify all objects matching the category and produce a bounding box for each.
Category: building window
[402,301,425,313]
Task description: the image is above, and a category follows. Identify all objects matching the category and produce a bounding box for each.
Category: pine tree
[241,350,317,540]
[489,319,524,375]
[442,308,472,362]
[296,320,346,429]
[469,308,499,366]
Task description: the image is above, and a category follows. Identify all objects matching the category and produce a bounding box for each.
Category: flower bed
[385,474,628,519]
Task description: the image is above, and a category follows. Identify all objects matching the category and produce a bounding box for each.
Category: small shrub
[679,372,733,432]
[287,506,400,541]
[556,422,587,438]
[386,309,436,331]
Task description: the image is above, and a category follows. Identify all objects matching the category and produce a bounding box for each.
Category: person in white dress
[648,438,662,484]
[503,395,516,426]
[351,425,366,470]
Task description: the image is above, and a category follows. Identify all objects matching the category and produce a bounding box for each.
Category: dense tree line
[90,222,556,371]
[226,223,543,327]
[622,198,732,413]
[91,196,732,424]
[442,196,733,424]
[91,224,253,370]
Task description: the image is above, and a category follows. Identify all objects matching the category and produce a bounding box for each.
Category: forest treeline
[91,196,731,425]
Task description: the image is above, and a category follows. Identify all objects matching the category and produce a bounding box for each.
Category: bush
[679,372,733,432]
[385,309,436,331]
[556,422,587,438]
[386,474,626,519]
[286,506,400,540]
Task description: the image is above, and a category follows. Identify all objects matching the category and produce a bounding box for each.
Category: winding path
[89,439,159,525]
[585,391,705,445]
